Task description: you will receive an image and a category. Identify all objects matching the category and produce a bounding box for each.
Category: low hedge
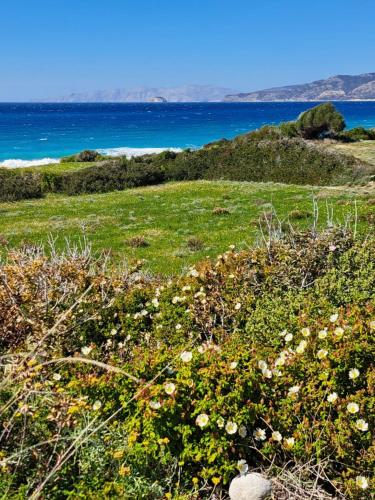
[0,169,43,201]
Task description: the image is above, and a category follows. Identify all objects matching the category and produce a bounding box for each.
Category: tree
[296,103,346,139]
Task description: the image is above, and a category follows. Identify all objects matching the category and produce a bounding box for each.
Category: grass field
[1,180,373,274]
[330,140,375,166]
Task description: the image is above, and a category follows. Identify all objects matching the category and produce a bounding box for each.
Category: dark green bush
[59,159,166,195]
[296,102,346,139]
[0,169,43,201]
[336,127,375,143]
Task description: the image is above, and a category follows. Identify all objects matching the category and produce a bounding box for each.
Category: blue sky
[0,0,374,100]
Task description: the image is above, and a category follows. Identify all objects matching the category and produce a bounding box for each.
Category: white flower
[284,437,295,448]
[52,373,62,381]
[258,360,268,371]
[180,351,192,363]
[175,324,182,331]
[92,400,102,411]
[263,369,273,379]
[288,385,300,397]
[330,313,338,323]
[318,329,328,339]
[284,333,293,343]
[239,425,247,438]
[81,346,92,356]
[149,400,161,410]
[230,361,238,369]
[253,428,266,441]
[235,302,241,310]
[356,476,368,489]
[347,402,359,414]
[349,368,359,380]
[164,382,176,395]
[334,327,344,338]
[110,328,117,336]
[237,459,248,475]
[355,419,368,432]
[329,244,336,252]
[301,327,310,337]
[225,421,238,435]
[370,320,375,330]
[317,349,328,359]
[275,357,285,367]
[217,416,225,428]
[296,340,307,354]
[152,298,159,308]
[272,431,282,442]
[196,413,209,428]
[327,392,338,403]
[189,267,199,277]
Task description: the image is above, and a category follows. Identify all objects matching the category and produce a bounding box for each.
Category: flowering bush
[0,230,374,498]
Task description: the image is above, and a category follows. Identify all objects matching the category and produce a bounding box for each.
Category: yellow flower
[113,450,124,459]
[225,421,238,435]
[317,349,328,359]
[301,327,310,337]
[334,327,344,338]
[318,329,328,339]
[327,392,338,403]
[272,431,282,442]
[192,477,199,485]
[196,413,209,428]
[355,476,368,489]
[92,400,102,411]
[349,368,359,380]
[296,340,307,354]
[284,437,295,448]
[212,477,221,485]
[347,402,359,414]
[165,493,172,499]
[119,465,131,476]
[164,382,176,395]
[355,419,368,431]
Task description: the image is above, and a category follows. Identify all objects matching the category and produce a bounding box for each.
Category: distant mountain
[224,73,375,102]
[45,85,236,103]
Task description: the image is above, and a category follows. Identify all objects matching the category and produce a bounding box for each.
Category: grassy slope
[17,161,94,174]
[330,140,375,166]
[0,180,373,274]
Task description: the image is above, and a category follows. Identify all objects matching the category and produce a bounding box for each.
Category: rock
[229,473,272,500]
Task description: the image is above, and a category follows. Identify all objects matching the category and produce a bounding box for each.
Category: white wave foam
[97,147,182,158]
[0,158,60,168]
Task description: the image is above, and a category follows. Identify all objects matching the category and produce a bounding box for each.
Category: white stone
[229,473,272,500]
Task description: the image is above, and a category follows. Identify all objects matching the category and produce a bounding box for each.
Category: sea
[1,101,375,167]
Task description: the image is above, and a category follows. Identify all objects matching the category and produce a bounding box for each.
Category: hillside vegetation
[0,228,373,498]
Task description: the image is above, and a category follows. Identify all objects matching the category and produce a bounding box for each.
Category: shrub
[296,103,346,139]
[212,207,230,215]
[0,169,43,201]
[336,127,375,143]
[0,230,374,498]
[186,237,204,251]
[76,150,101,162]
[126,236,150,248]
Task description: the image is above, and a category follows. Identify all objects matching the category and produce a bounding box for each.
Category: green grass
[0,180,373,274]
[18,161,95,174]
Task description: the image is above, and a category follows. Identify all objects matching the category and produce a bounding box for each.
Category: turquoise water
[0,101,375,166]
